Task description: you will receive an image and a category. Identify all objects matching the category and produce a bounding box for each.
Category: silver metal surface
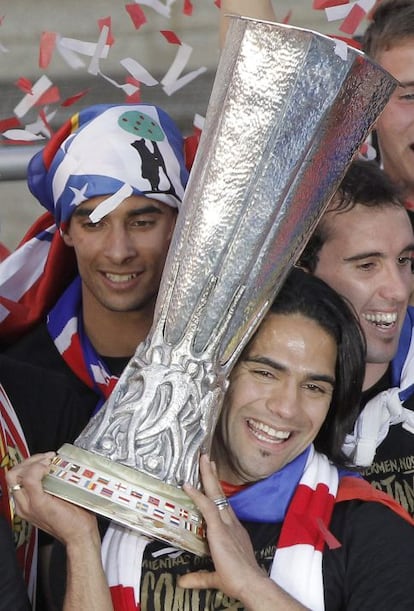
[44,16,397,553]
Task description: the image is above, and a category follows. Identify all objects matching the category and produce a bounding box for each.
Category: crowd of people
[1,0,414,609]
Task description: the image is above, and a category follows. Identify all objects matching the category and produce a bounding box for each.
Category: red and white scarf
[101,447,341,611]
[0,385,37,606]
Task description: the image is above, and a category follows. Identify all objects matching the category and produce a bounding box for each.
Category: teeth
[247,419,290,443]
[105,273,137,283]
[363,312,397,325]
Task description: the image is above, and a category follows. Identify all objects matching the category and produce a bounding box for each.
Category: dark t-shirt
[3,322,130,453]
[360,368,414,516]
[49,498,414,610]
[140,499,414,610]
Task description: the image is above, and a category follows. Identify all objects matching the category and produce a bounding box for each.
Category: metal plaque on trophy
[43,16,397,556]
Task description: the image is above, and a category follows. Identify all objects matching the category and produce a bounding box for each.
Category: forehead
[247,313,336,370]
[377,40,414,80]
[73,194,173,217]
[323,203,414,253]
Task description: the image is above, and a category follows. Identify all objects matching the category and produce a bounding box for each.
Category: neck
[82,300,154,358]
[363,362,389,392]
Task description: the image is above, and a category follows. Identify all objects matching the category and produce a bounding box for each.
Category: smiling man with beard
[7,269,414,610]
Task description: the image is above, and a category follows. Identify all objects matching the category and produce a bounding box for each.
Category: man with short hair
[362,0,414,208]
[297,159,414,512]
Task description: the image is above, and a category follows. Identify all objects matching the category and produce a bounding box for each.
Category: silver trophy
[43,16,397,555]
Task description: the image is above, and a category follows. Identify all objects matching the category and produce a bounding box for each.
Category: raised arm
[220,0,277,47]
[6,453,113,611]
[179,455,308,610]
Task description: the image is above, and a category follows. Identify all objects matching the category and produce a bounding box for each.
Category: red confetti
[183,0,193,16]
[160,30,181,45]
[125,76,141,103]
[39,108,53,137]
[0,16,5,25]
[184,127,201,171]
[35,85,61,106]
[0,116,21,133]
[214,0,221,8]
[15,77,33,95]
[340,4,366,35]
[39,31,56,69]
[98,17,115,46]
[282,10,292,24]
[125,4,147,30]
[313,0,349,8]
[61,89,90,107]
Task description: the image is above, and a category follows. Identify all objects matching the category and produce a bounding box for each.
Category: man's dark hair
[297,159,404,273]
[362,0,414,58]
[269,267,366,467]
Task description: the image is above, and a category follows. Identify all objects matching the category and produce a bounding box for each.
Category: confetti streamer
[39,31,56,69]
[14,75,53,118]
[125,4,147,29]
[25,109,57,138]
[61,90,90,107]
[15,77,33,95]
[1,129,45,142]
[313,0,348,9]
[120,57,159,86]
[161,30,181,44]
[59,36,110,59]
[35,86,61,107]
[183,0,193,16]
[161,42,207,96]
[56,36,86,69]
[98,17,115,46]
[88,25,109,75]
[339,4,366,34]
[134,0,175,19]
[125,76,141,102]
[0,117,21,134]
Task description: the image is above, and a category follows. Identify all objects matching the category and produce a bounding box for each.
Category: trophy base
[43,444,209,556]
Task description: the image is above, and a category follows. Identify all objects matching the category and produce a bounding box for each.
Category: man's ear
[61,229,74,247]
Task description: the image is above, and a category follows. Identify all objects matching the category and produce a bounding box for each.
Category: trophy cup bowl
[43,16,397,556]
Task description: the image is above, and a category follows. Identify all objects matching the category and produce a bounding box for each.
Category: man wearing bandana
[0,104,189,428]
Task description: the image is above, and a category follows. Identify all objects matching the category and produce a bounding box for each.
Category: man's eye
[356,261,375,271]
[131,219,155,228]
[253,369,273,378]
[400,92,414,101]
[305,383,325,394]
[398,256,413,266]
[83,220,102,229]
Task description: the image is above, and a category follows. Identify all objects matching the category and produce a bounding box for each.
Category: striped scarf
[101,446,344,611]
[46,276,118,413]
[0,385,37,606]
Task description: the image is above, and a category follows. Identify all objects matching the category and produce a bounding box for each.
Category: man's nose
[265,383,298,419]
[104,227,137,263]
[379,263,411,303]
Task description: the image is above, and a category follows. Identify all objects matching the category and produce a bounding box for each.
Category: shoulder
[4,323,55,364]
[323,496,414,609]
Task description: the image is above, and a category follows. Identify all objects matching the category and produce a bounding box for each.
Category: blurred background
[0,0,365,249]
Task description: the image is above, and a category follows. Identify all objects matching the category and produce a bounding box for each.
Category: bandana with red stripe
[0,104,189,346]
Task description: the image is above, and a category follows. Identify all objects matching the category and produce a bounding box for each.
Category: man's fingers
[178,570,220,591]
